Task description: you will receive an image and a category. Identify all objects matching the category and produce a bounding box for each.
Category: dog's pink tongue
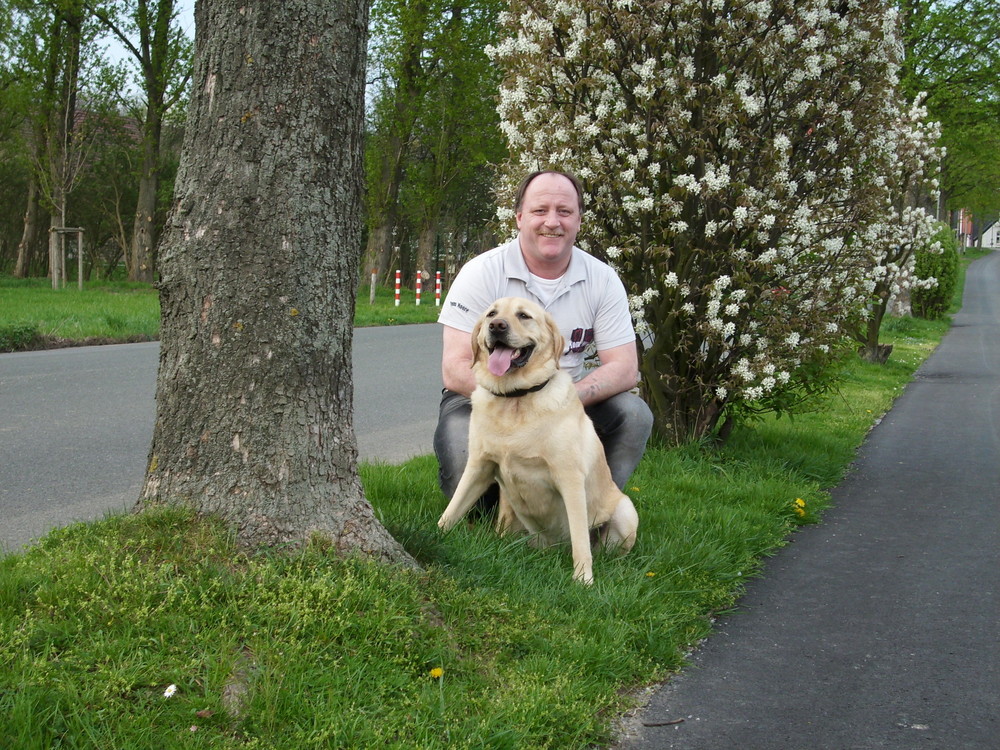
[488,346,515,377]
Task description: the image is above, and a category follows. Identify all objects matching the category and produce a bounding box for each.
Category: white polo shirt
[438,238,636,382]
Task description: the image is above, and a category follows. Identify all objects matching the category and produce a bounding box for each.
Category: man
[434,170,653,503]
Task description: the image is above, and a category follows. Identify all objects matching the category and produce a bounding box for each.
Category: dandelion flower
[646,571,656,578]
[429,667,444,679]
[164,684,178,698]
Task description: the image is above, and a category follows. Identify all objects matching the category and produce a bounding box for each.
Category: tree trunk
[139,0,414,566]
[415,218,437,279]
[48,212,64,288]
[361,219,398,286]
[858,293,894,364]
[14,177,44,278]
[128,116,160,282]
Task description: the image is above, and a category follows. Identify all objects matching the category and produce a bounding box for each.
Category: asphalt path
[0,324,441,553]
[618,251,1000,749]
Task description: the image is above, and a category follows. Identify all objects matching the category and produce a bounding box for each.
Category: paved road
[0,324,441,553]
[618,251,1000,749]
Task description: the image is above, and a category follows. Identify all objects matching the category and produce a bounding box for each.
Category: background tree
[3,0,130,280]
[490,0,921,444]
[5,0,92,281]
[139,0,412,562]
[899,0,1000,221]
[363,0,505,286]
[854,96,943,362]
[0,6,32,271]
[86,0,193,281]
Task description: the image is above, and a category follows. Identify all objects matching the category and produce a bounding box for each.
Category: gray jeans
[433,388,653,499]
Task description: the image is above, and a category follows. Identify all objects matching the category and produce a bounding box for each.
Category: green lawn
[0,276,440,351]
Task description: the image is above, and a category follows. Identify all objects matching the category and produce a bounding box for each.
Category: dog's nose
[489,318,508,334]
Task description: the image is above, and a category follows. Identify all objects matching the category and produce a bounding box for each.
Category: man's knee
[433,390,471,498]
[588,391,653,442]
[587,392,653,488]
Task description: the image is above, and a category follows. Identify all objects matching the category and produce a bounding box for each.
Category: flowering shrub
[488,0,941,443]
[912,222,960,320]
[855,96,944,360]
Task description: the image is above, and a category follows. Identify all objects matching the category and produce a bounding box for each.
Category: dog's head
[470,297,565,393]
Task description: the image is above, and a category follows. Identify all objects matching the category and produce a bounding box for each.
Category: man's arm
[574,341,641,407]
[441,324,477,397]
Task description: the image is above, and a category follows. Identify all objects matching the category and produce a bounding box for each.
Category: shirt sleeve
[592,264,636,352]
[437,254,500,333]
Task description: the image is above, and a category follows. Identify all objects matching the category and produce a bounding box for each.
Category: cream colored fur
[437,297,638,584]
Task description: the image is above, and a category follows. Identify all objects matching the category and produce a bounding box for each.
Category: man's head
[514,170,584,214]
[514,171,583,279]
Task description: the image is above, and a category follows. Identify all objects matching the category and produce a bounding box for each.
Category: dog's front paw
[573,566,594,586]
[437,514,454,532]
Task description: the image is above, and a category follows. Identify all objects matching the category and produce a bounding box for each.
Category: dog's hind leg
[599,495,638,553]
[495,493,527,536]
[438,459,497,531]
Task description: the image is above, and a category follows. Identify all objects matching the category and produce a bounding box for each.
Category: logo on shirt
[567,327,594,354]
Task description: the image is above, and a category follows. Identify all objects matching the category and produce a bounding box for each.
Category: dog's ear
[547,312,565,366]
[470,316,484,365]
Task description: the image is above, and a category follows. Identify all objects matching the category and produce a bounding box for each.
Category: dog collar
[487,378,552,398]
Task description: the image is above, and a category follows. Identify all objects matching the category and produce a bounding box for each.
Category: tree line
[0,0,508,288]
[2,1,996,292]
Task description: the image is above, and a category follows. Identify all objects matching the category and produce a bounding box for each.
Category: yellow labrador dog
[437,297,638,584]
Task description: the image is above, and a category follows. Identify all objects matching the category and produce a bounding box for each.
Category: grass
[0,277,160,348]
[0,250,989,747]
[0,276,440,351]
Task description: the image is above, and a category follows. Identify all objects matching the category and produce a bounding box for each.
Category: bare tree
[86,0,193,282]
[138,0,414,565]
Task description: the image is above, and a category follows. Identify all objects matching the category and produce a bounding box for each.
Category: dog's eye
[486,309,498,318]
[516,311,532,320]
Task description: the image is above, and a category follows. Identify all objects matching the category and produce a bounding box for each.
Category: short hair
[513,170,585,214]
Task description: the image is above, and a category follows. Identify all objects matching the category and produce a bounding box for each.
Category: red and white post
[415,272,423,306]
[394,269,401,307]
[435,271,442,307]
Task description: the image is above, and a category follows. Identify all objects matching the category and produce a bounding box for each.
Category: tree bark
[139,0,414,566]
[415,218,437,279]
[858,293,894,364]
[14,177,45,278]
[128,105,161,282]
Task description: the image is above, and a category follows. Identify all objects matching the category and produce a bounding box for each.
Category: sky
[100,1,195,66]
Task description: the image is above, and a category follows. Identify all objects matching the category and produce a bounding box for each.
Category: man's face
[515,173,581,275]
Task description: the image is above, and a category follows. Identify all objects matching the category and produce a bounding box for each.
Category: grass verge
[0,276,440,351]
[0,252,987,747]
